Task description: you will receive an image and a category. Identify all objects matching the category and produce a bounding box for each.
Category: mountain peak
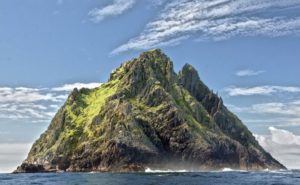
[14,49,286,173]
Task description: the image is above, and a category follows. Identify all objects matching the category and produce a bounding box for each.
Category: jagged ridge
[14,49,286,173]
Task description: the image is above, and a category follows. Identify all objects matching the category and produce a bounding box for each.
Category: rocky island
[13,49,286,173]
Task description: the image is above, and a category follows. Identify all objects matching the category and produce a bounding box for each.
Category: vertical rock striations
[13,49,286,173]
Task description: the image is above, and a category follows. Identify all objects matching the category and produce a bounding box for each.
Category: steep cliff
[14,49,286,173]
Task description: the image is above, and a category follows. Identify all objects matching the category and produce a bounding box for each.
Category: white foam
[220,168,247,172]
[222,168,233,172]
[145,168,187,173]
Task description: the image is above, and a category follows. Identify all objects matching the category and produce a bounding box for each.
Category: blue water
[1,170,300,185]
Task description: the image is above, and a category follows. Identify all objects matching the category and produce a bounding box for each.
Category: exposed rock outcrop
[13,49,286,173]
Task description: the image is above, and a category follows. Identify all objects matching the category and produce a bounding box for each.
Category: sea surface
[1,169,300,185]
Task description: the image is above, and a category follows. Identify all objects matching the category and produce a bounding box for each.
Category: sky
[0,0,300,172]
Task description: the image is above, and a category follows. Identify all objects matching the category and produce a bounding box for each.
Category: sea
[0,168,299,185]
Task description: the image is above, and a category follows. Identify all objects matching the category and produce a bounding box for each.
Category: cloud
[0,87,67,103]
[18,103,47,110]
[49,105,59,108]
[0,114,30,119]
[88,0,166,23]
[224,86,300,96]
[244,118,300,124]
[269,127,300,145]
[0,143,32,173]
[110,0,300,55]
[236,70,265,76]
[253,134,268,147]
[225,104,250,113]
[0,104,55,119]
[30,120,52,123]
[0,87,67,121]
[89,0,137,23]
[254,128,300,168]
[251,102,300,116]
[52,83,103,91]
[227,100,300,127]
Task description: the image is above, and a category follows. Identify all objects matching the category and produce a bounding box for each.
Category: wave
[222,168,233,172]
[220,168,248,172]
[145,168,187,173]
[145,167,289,173]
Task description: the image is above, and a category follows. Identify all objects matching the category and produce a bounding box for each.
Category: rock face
[13,49,286,173]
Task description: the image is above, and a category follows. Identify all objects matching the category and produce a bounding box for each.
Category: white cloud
[224,86,300,96]
[244,118,294,123]
[254,128,300,168]
[0,87,67,103]
[49,105,59,108]
[52,83,103,91]
[0,105,55,119]
[88,0,166,23]
[0,114,30,119]
[110,0,300,54]
[269,127,300,145]
[18,103,47,110]
[30,120,52,123]
[225,104,250,113]
[251,102,300,116]
[0,87,66,121]
[236,70,265,76]
[89,0,137,23]
[227,100,300,127]
[253,134,268,147]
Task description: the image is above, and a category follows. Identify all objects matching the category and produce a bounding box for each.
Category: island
[13,49,286,173]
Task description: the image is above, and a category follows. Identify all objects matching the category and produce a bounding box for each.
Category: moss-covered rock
[13,49,286,173]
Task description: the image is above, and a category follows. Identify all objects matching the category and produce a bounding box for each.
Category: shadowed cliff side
[13,49,286,173]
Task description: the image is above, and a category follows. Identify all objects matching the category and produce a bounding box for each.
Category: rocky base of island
[13,161,284,174]
[13,162,57,174]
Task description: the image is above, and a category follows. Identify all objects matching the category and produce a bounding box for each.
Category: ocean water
[1,169,300,185]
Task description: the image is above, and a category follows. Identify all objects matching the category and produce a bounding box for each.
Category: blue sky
[1,0,300,172]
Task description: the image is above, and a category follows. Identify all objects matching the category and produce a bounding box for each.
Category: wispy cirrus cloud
[236,70,265,76]
[0,104,56,119]
[89,0,137,23]
[251,102,300,116]
[227,101,300,115]
[110,0,300,55]
[89,0,166,23]
[0,87,67,103]
[224,86,300,96]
